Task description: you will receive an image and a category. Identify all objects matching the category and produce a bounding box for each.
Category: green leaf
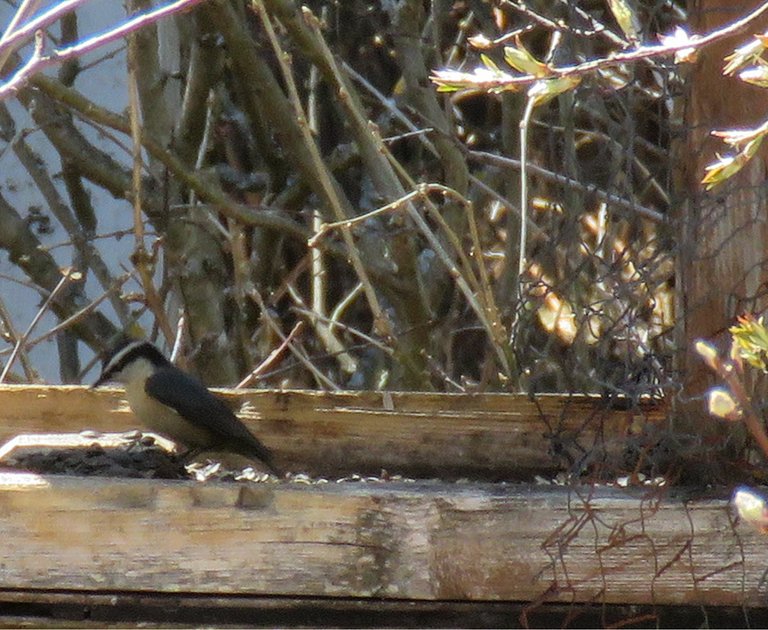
[606,0,640,43]
[712,127,763,147]
[739,64,768,87]
[528,75,581,107]
[480,54,501,73]
[724,37,765,75]
[729,313,768,370]
[702,137,764,189]
[503,44,549,78]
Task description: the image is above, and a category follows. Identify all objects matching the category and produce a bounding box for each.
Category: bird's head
[93,338,171,388]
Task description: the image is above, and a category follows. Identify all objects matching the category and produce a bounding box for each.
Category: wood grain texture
[0,472,755,607]
[680,0,768,399]
[0,385,665,478]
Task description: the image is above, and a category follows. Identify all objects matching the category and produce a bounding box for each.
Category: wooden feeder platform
[0,385,764,627]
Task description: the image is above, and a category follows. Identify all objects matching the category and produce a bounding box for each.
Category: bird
[92,338,278,474]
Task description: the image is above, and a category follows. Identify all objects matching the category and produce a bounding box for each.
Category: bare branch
[0,268,75,383]
[432,2,768,91]
[0,0,207,101]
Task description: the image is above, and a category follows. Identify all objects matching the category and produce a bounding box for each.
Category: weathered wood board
[0,471,759,608]
[0,385,664,478]
[0,384,758,622]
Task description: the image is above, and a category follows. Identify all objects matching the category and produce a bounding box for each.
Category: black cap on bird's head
[93,337,171,388]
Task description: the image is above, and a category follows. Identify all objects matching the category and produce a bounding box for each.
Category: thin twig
[0,29,45,96]
[378,155,511,373]
[312,181,511,370]
[519,97,535,282]
[310,184,481,297]
[1,0,93,55]
[287,283,357,374]
[0,268,75,383]
[703,345,768,461]
[328,283,365,337]
[127,37,174,346]
[306,20,343,371]
[21,275,129,350]
[0,0,42,72]
[432,2,768,91]
[344,60,547,239]
[292,303,389,352]
[170,314,185,364]
[469,150,664,223]
[255,2,392,339]
[249,288,339,390]
[309,186,433,244]
[0,296,38,381]
[1,102,130,324]
[0,0,208,101]
[0,280,124,363]
[237,321,304,389]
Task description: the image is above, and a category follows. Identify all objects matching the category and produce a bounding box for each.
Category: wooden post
[677,0,768,460]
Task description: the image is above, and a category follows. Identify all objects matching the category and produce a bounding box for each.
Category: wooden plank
[0,385,665,478]
[0,590,597,628]
[0,471,757,607]
[0,590,763,628]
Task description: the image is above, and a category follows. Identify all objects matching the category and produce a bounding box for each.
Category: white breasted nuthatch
[93,338,277,473]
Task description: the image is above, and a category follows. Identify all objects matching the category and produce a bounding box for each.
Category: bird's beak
[91,372,109,389]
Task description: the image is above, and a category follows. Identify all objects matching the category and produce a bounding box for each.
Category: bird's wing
[145,369,273,462]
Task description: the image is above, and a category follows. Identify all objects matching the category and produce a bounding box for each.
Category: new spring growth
[694,339,719,372]
[707,387,742,421]
[733,487,768,533]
